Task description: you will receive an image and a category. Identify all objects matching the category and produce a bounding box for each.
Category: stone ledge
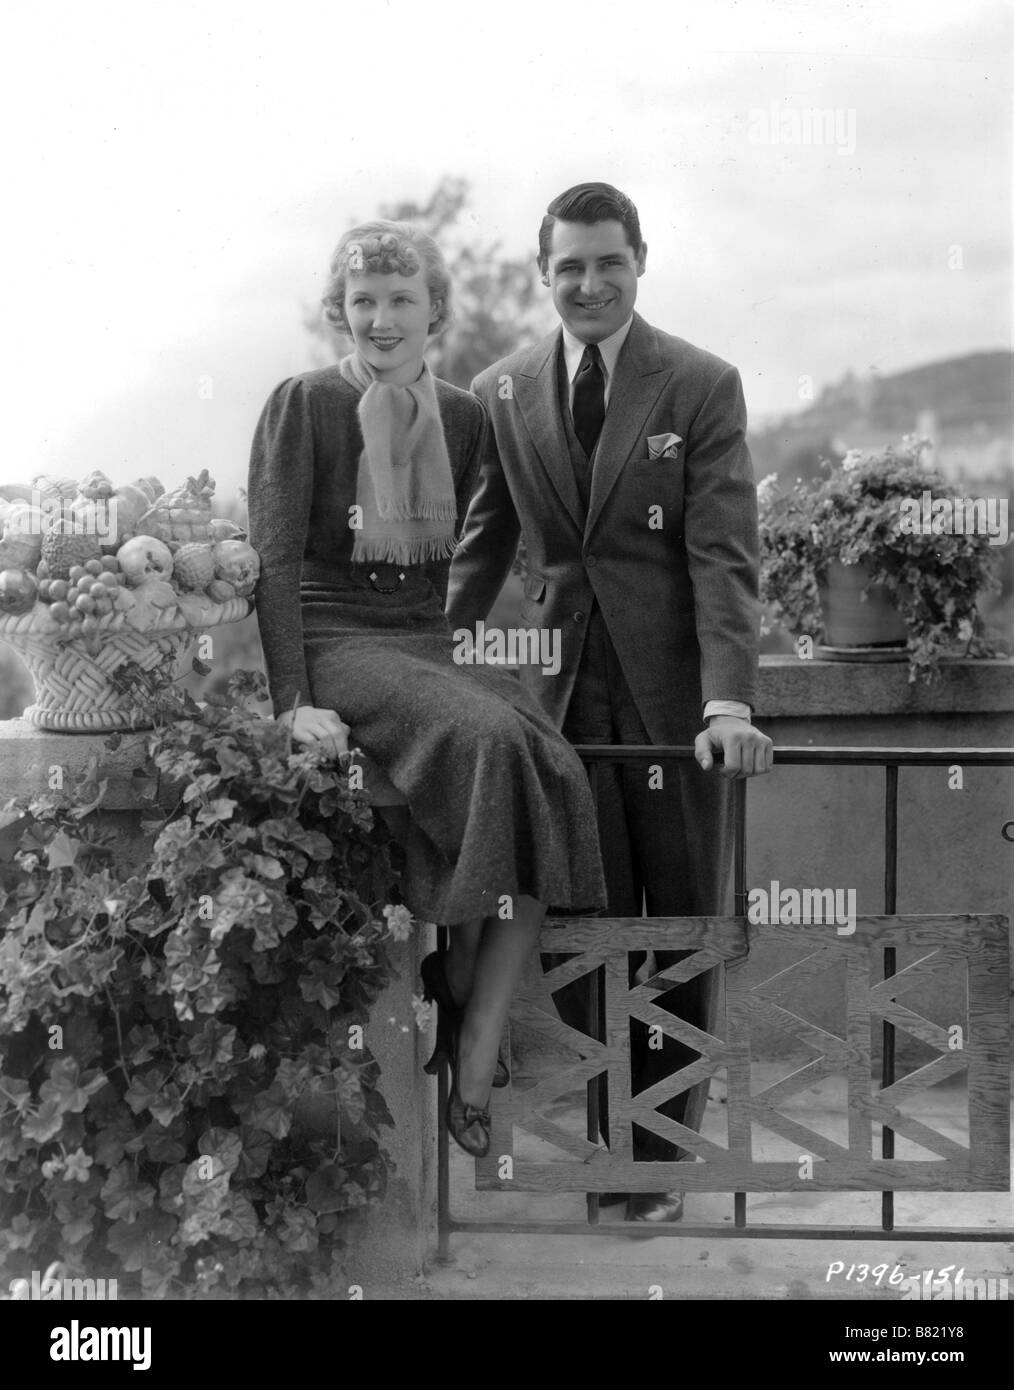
[0,720,154,809]
[0,717,406,809]
[2,658,1011,807]
[756,655,1014,719]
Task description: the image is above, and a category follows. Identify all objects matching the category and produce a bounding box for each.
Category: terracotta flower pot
[817,560,907,647]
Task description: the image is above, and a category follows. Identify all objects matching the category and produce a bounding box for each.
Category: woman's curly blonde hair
[321,219,452,336]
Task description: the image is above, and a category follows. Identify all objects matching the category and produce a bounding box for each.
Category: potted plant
[758,434,1004,682]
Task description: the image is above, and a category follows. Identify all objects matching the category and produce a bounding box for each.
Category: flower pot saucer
[815,643,907,663]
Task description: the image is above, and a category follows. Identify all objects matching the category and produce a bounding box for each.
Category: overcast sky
[0,0,1009,497]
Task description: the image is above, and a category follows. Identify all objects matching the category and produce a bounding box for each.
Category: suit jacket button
[573,610,585,622]
[585,554,596,566]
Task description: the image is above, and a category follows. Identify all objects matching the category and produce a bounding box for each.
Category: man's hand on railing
[695,716,774,779]
[277,705,351,757]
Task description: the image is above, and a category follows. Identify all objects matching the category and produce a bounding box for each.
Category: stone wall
[750,657,1013,1059]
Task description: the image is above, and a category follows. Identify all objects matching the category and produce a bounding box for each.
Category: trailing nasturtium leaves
[306,1163,348,1214]
[124,1067,169,1117]
[93,1114,140,1170]
[235,1125,272,1181]
[67,763,109,820]
[187,1020,237,1069]
[217,1192,259,1242]
[107,1209,177,1272]
[39,1058,107,1114]
[197,1127,243,1176]
[45,830,80,870]
[196,797,238,826]
[123,1023,159,1065]
[100,1162,157,1222]
[0,668,403,1297]
[2,1214,39,1253]
[148,1088,184,1130]
[181,1155,231,1206]
[21,1098,64,1144]
[277,1204,318,1254]
[237,1085,292,1140]
[297,959,347,1012]
[333,1064,366,1126]
[61,1210,96,1246]
[210,868,273,939]
[141,1119,187,1164]
[0,1076,31,1115]
[247,853,285,879]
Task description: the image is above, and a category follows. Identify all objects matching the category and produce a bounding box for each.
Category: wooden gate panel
[475,914,1010,1194]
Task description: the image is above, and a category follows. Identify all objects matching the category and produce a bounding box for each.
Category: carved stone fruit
[40,523,102,579]
[208,517,244,544]
[108,483,152,540]
[205,577,237,603]
[115,535,174,587]
[212,539,259,598]
[32,473,78,502]
[0,532,42,570]
[0,568,38,615]
[172,542,216,592]
[76,470,115,500]
[137,469,215,547]
[133,477,165,505]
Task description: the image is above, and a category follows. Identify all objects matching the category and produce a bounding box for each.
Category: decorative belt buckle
[368,567,407,594]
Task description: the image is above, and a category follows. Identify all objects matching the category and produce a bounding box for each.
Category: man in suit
[446,182,773,1222]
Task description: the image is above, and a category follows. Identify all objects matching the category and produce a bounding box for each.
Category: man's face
[543,218,646,343]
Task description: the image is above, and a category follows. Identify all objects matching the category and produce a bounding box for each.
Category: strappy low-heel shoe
[446,1086,491,1158]
[420,950,510,1087]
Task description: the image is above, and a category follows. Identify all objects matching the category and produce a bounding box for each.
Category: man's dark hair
[537,182,643,271]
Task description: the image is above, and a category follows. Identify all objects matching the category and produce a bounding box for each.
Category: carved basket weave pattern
[0,596,250,730]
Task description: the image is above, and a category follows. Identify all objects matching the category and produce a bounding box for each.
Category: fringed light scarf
[338,352,458,565]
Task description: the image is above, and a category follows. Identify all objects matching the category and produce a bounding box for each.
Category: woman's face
[344,268,437,383]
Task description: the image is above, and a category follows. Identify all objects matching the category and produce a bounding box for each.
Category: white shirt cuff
[704,700,752,722]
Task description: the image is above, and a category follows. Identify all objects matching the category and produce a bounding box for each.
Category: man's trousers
[543,605,733,1162]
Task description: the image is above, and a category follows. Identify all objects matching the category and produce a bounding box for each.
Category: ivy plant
[0,668,415,1298]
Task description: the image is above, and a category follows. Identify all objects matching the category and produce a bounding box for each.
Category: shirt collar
[561,315,634,385]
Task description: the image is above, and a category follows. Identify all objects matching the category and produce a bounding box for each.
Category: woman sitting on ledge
[247,220,606,1157]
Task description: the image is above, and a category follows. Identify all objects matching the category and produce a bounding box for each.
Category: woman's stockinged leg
[445,919,482,1005]
[455,895,546,1106]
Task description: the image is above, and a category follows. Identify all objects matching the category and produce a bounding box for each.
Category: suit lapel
[586,313,673,539]
[514,329,584,533]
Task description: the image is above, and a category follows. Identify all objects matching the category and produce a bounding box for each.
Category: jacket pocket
[630,454,682,472]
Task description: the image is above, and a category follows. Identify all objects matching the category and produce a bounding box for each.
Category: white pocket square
[647,432,683,459]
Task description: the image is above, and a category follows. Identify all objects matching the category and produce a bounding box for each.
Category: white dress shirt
[561,316,634,410]
[561,316,751,725]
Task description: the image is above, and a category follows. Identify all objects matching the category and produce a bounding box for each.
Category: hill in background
[749,350,1012,488]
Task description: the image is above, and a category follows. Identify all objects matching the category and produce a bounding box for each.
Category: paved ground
[380,1064,1014,1300]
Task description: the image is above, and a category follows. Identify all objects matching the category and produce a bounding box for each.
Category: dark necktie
[572,343,605,458]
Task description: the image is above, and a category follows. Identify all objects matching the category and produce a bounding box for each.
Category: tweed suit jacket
[445,312,760,744]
